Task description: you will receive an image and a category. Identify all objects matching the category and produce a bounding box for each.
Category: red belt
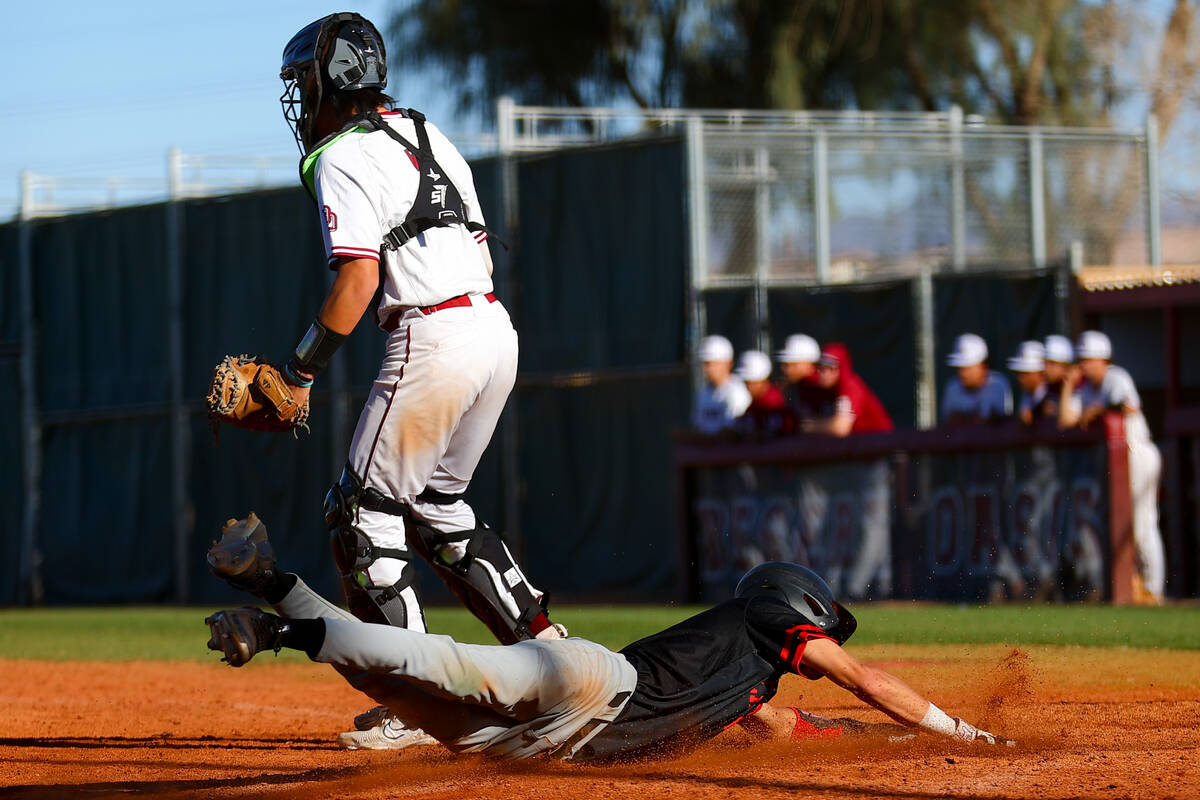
[383,292,497,332]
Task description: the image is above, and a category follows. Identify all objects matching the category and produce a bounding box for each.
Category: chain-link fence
[689,117,1156,291]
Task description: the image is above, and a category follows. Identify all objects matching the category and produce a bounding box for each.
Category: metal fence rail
[17,102,1160,281]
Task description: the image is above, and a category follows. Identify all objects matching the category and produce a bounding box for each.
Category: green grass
[0,603,1195,662]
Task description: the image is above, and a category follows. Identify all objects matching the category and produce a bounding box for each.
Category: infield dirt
[1,644,1197,799]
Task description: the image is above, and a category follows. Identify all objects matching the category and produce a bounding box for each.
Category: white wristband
[919,703,957,736]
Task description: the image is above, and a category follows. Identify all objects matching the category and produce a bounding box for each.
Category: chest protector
[360,109,492,251]
[300,108,495,252]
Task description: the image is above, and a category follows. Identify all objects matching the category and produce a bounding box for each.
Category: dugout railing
[674,412,1136,605]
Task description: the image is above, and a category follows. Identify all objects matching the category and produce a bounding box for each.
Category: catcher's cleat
[205,607,285,667]
[207,513,277,596]
[337,715,439,750]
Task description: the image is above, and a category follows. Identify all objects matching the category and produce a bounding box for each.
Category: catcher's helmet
[735,562,857,645]
[280,12,388,152]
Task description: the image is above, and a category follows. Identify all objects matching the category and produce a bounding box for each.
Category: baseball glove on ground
[206,355,310,434]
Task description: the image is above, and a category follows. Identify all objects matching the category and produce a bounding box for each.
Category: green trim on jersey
[300,126,366,198]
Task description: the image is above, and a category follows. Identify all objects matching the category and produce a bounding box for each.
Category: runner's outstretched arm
[799,638,1014,745]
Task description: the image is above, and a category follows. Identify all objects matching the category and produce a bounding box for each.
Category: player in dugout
[735,350,795,437]
[800,343,893,436]
[691,335,752,434]
[941,333,1013,425]
[776,333,822,423]
[1060,331,1165,604]
[1041,334,1077,421]
[1007,340,1048,426]
[204,514,1014,762]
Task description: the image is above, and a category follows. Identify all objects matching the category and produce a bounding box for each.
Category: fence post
[685,115,708,395]
[1144,114,1162,267]
[1105,412,1135,604]
[1028,129,1046,269]
[165,149,193,603]
[812,128,831,284]
[496,95,523,552]
[17,171,43,605]
[497,95,516,166]
[949,105,966,271]
[754,145,771,351]
[914,267,936,429]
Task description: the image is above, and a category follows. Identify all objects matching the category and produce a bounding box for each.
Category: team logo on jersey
[323,205,338,231]
[427,167,441,181]
[431,185,447,207]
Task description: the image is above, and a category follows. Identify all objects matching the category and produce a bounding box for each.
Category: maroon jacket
[741,384,796,436]
[815,344,893,434]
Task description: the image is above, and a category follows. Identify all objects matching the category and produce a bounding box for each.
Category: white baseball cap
[698,335,734,363]
[1044,334,1074,364]
[1076,330,1112,360]
[947,333,988,367]
[735,350,773,381]
[776,334,820,364]
[1007,340,1045,373]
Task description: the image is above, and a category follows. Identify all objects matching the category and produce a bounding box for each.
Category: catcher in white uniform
[234,12,566,749]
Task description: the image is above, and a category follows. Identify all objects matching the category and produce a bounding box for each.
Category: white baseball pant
[348,295,527,630]
[1128,436,1165,596]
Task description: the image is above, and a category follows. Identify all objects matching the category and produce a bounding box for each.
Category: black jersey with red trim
[575,596,833,761]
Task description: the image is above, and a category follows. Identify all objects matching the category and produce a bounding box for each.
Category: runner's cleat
[205,607,285,667]
[207,513,277,596]
[337,715,439,750]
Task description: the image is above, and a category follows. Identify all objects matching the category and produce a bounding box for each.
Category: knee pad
[408,520,551,644]
[325,465,420,629]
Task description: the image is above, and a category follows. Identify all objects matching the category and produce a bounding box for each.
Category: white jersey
[692,378,752,434]
[312,110,493,318]
[1073,364,1152,442]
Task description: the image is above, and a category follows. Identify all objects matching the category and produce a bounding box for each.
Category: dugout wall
[676,417,1136,604]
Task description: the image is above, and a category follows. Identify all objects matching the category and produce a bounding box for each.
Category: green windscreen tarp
[514,138,686,372]
[182,189,341,602]
[0,223,21,603]
[29,204,173,602]
[510,137,688,597]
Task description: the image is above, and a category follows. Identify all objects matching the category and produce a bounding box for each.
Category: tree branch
[891,8,936,110]
[1019,0,1071,122]
[1149,0,1199,136]
[975,0,1027,116]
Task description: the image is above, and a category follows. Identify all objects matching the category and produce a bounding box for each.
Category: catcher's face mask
[279,13,388,154]
[279,66,319,154]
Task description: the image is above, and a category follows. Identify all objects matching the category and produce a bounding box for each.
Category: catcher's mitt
[206,355,310,434]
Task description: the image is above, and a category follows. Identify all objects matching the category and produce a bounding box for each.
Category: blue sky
[1,1,481,218]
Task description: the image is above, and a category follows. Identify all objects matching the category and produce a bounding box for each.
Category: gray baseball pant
[272,576,637,759]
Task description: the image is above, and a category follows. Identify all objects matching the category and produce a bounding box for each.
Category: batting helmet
[735,562,857,644]
[280,12,388,152]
